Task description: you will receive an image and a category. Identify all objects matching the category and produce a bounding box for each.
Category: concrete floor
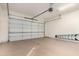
[0,38,79,56]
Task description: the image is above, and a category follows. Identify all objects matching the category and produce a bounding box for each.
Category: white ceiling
[9,3,79,22]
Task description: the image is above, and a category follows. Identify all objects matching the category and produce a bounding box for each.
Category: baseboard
[48,37,79,43]
[44,36,50,38]
[0,40,8,44]
[6,37,45,43]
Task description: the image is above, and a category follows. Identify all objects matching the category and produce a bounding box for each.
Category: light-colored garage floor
[0,38,79,56]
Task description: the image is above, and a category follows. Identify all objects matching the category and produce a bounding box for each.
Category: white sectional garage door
[9,15,44,41]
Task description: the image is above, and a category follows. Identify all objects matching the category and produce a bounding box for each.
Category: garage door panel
[9,16,44,41]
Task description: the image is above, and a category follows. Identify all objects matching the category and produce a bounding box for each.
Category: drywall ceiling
[9,3,79,22]
[9,3,49,17]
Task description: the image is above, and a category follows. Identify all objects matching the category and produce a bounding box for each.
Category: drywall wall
[45,10,79,38]
[0,4,8,43]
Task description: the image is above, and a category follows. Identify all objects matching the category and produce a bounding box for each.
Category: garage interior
[0,3,79,56]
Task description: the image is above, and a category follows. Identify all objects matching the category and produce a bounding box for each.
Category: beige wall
[45,10,79,38]
[0,4,8,43]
